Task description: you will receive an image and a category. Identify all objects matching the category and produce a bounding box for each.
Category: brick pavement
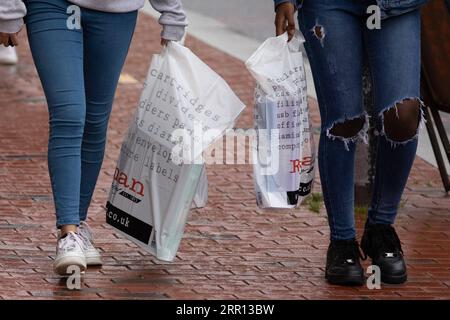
[0,13,449,300]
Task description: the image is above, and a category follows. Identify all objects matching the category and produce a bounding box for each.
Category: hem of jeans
[325,112,370,151]
[79,209,88,222]
[56,219,81,228]
[376,97,426,148]
[366,216,396,226]
[329,235,357,241]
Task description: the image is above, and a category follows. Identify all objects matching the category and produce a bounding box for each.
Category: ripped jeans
[298,0,423,240]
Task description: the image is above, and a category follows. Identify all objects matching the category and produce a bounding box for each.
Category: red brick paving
[0,13,449,300]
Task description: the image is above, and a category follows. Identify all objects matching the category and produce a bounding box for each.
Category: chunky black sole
[371,259,408,284]
[381,272,407,284]
[325,272,365,286]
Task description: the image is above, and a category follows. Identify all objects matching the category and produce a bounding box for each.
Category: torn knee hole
[313,25,325,39]
[383,99,421,142]
[329,117,366,139]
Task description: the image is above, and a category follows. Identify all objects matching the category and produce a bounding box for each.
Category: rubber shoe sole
[381,272,407,284]
[53,255,87,275]
[85,254,102,266]
[325,272,365,286]
[84,247,102,266]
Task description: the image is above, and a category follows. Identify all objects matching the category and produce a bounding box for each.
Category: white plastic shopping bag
[106,42,244,261]
[246,32,316,208]
[106,124,203,261]
[192,165,208,208]
[136,41,245,163]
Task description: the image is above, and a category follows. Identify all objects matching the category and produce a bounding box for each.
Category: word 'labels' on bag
[107,42,245,261]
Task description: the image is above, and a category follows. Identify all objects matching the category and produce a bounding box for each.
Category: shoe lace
[334,240,366,264]
[369,225,403,257]
[79,221,93,242]
[59,231,84,252]
[78,221,96,250]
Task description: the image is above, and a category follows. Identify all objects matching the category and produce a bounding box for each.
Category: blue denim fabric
[24,0,137,227]
[298,0,422,240]
[378,0,428,7]
[274,0,428,17]
[377,0,428,18]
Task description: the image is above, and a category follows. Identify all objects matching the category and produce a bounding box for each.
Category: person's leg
[25,0,85,230]
[74,8,137,266]
[299,1,367,241]
[298,0,367,285]
[25,0,86,274]
[78,9,137,222]
[362,8,422,284]
[364,9,422,226]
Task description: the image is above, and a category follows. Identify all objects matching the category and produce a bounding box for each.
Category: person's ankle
[60,224,78,238]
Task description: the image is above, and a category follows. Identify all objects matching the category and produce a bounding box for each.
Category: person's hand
[275,2,296,41]
[0,32,20,47]
[161,38,170,46]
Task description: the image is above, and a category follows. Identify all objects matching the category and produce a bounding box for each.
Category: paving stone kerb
[0,14,449,300]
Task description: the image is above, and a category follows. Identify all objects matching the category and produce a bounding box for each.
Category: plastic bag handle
[160,39,185,58]
[282,30,305,53]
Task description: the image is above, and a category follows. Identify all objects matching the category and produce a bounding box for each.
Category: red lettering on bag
[290,156,313,173]
[130,179,144,196]
[302,156,312,166]
[113,168,144,196]
[290,160,302,173]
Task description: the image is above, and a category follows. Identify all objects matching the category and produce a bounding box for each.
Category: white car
[0,46,18,64]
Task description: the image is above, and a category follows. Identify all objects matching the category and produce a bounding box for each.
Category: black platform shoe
[361,223,407,284]
[325,239,365,286]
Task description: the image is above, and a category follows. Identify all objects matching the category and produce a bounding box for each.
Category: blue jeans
[298,0,422,240]
[24,0,137,227]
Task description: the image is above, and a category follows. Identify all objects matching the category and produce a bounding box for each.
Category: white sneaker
[78,221,103,266]
[0,46,18,65]
[54,231,87,275]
